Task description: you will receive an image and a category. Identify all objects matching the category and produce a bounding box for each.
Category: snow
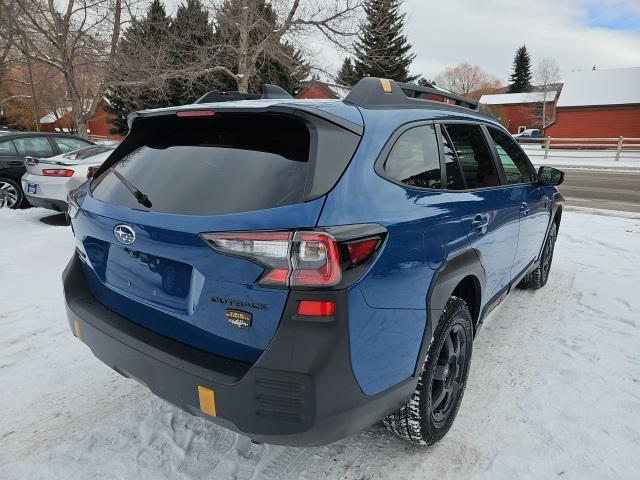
[479,91,556,105]
[556,67,640,108]
[1,207,640,479]
[522,145,640,169]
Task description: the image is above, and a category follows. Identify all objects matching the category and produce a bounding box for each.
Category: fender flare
[412,248,486,377]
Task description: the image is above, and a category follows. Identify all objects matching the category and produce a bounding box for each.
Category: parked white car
[21,144,114,212]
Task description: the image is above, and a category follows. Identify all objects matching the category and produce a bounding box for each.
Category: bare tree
[112,0,361,95]
[0,0,129,137]
[435,63,503,98]
[534,58,561,131]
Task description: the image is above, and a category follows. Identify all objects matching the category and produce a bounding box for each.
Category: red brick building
[296,79,351,100]
[479,91,558,134]
[546,67,640,138]
[39,99,122,140]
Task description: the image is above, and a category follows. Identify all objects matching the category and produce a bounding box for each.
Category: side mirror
[538,166,564,186]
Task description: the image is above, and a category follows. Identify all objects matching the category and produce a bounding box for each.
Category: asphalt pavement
[558,168,640,213]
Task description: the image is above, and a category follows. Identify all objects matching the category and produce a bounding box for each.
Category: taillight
[43,168,74,177]
[201,227,385,289]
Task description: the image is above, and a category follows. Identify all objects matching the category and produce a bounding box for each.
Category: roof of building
[556,67,640,107]
[479,91,557,105]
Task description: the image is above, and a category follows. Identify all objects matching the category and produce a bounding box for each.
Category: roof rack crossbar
[396,82,479,110]
[344,77,479,111]
[195,83,292,104]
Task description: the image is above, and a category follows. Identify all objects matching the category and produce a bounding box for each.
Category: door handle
[472,214,489,234]
[521,202,529,216]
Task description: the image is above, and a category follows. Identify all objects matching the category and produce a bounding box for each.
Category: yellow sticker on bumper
[197,385,217,417]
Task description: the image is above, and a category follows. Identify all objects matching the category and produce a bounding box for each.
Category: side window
[0,140,18,156]
[443,124,500,189]
[439,125,466,190]
[384,124,441,189]
[487,127,536,184]
[55,137,91,154]
[13,136,55,157]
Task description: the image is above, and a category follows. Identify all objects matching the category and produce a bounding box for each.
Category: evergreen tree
[337,57,357,86]
[509,45,533,93]
[105,0,172,135]
[166,0,218,105]
[352,0,417,82]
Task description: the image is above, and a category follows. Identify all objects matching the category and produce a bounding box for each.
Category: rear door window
[487,127,536,184]
[443,124,500,189]
[384,124,441,189]
[54,137,92,153]
[13,136,55,157]
[92,113,312,216]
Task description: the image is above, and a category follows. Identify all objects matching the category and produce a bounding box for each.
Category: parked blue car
[63,78,564,446]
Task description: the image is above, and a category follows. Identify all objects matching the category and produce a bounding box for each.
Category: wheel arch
[414,249,485,377]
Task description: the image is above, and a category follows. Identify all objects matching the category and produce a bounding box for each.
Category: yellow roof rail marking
[198,385,217,417]
[379,78,392,93]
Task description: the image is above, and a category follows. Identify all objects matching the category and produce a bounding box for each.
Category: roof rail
[344,77,479,111]
[195,84,292,104]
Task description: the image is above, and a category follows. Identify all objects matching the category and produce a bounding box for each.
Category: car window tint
[92,113,311,216]
[443,124,499,189]
[439,125,466,190]
[55,137,91,154]
[384,124,441,189]
[13,136,54,157]
[0,140,17,156]
[487,127,536,184]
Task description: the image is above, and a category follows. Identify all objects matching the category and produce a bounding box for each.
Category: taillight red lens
[297,300,335,316]
[346,238,380,264]
[42,168,74,177]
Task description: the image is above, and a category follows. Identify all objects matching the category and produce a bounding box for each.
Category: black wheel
[383,296,473,446]
[521,222,557,289]
[0,177,24,209]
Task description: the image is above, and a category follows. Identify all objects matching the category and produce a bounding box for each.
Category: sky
[160,0,640,85]
[313,0,640,83]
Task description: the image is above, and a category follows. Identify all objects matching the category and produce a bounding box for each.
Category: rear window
[91,113,312,216]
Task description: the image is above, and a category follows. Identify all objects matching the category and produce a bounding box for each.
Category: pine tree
[105,0,172,135]
[337,58,357,86]
[352,0,417,83]
[509,45,533,93]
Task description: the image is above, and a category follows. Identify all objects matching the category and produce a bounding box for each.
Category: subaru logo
[114,224,136,245]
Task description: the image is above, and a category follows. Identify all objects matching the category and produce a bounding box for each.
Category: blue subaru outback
[63,78,564,446]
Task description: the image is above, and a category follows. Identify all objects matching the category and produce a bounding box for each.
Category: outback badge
[226,309,252,329]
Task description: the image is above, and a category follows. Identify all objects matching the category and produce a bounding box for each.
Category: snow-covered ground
[522,145,640,170]
[1,207,639,480]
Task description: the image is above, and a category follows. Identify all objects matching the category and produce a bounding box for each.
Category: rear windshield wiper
[110,169,152,208]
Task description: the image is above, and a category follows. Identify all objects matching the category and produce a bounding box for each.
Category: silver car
[21,144,114,212]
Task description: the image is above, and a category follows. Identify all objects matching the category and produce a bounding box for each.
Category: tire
[383,296,473,446]
[521,222,557,290]
[0,177,25,209]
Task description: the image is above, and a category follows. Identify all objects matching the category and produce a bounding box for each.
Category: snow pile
[1,208,639,479]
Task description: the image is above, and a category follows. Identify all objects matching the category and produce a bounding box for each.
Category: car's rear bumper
[25,194,67,212]
[63,253,415,446]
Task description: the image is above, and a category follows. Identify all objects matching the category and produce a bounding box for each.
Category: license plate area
[106,246,193,313]
[27,183,37,194]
